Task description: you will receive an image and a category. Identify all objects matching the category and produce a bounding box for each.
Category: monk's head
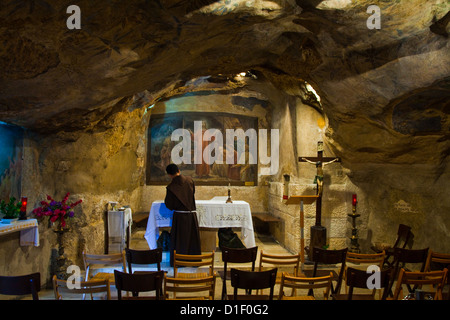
[166,163,180,178]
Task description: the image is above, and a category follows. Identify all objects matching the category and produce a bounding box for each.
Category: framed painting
[146,112,258,186]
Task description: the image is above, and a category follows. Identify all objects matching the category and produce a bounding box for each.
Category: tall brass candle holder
[226,183,233,203]
[348,194,360,253]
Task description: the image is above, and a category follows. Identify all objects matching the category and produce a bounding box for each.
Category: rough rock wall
[0,0,449,282]
[8,98,149,284]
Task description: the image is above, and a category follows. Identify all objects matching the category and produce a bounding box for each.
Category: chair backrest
[125,248,162,273]
[173,251,215,277]
[346,267,391,300]
[222,246,258,265]
[425,250,450,287]
[312,247,347,294]
[312,247,348,265]
[114,270,164,300]
[393,224,412,249]
[346,251,385,269]
[278,272,333,300]
[83,251,127,279]
[259,250,301,276]
[393,247,429,271]
[230,268,278,300]
[0,272,40,300]
[393,268,448,300]
[425,250,450,272]
[52,275,111,300]
[164,274,216,300]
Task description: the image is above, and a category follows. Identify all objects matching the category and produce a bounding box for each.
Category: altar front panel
[144,200,256,250]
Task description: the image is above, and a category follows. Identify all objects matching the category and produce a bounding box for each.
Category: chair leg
[222,280,227,300]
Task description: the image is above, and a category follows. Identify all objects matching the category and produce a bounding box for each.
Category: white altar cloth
[0,219,39,247]
[107,208,132,253]
[144,199,256,250]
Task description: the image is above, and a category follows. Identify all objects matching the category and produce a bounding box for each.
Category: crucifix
[299,141,340,259]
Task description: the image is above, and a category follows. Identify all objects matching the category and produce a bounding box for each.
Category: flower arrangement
[32,193,82,228]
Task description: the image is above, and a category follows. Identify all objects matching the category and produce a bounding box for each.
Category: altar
[0,219,39,247]
[144,198,256,251]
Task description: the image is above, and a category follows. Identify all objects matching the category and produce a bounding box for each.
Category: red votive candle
[352,194,357,206]
[20,197,28,212]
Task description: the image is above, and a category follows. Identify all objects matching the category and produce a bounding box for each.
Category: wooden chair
[114,270,164,300]
[164,274,216,300]
[0,272,40,300]
[424,250,450,299]
[229,268,277,300]
[259,250,301,276]
[392,268,448,300]
[125,247,163,273]
[173,251,215,279]
[83,251,127,284]
[219,246,258,300]
[83,250,127,299]
[52,275,111,300]
[388,247,429,296]
[278,272,333,300]
[333,267,392,300]
[371,224,412,268]
[303,247,347,295]
[344,251,385,298]
[258,250,301,295]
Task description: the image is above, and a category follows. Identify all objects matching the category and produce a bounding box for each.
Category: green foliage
[0,197,22,219]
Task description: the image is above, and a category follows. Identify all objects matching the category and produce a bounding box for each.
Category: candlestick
[226,183,233,203]
[348,194,360,253]
[19,197,28,220]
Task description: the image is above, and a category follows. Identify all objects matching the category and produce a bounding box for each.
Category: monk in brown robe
[165,164,201,266]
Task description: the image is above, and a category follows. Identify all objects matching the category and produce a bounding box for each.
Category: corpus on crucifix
[299,141,340,260]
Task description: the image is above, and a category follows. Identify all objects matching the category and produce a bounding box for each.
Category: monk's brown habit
[165,175,201,266]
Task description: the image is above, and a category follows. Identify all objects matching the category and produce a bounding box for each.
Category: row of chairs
[52,269,216,300]
[80,249,216,300]
[81,246,450,300]
[222,246,449,300]
[1,246,449,300]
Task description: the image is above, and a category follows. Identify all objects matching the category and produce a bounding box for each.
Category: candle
[20,197,28,212]
[352,194,357,206]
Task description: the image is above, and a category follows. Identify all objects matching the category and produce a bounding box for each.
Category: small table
[0,219,39,246]
[144,200,256,250]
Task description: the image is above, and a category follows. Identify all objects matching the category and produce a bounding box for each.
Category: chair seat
[91,272,115,284]
[303,269,339,279]
[218,268,254,280]
[177,272,209,279]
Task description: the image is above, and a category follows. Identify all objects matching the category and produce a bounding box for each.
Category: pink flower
[33,193,82,228]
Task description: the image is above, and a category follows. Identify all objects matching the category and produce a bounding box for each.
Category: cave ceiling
[0,0,449,165]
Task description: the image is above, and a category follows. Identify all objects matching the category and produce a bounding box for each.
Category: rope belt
[174,210,197,213]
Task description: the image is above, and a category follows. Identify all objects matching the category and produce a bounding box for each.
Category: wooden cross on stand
[299,141,340,259]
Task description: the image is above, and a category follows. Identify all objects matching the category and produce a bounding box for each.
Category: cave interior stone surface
[0,0,449,284]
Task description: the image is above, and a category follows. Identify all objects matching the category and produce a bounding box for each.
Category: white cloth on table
[0,219,39,247]
[20,226,39,247]
[108,209,132,253]
[144,200,256,250]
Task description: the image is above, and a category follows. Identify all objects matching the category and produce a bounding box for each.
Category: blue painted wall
[0,122,23,200]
